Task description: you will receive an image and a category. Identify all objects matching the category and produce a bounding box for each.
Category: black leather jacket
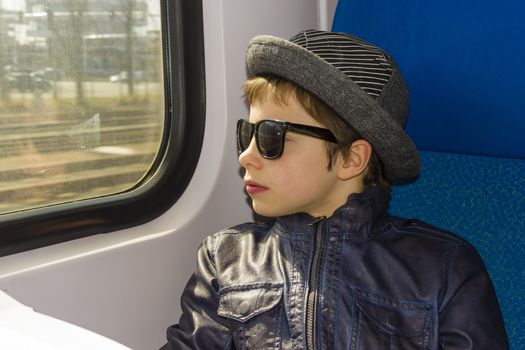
[162,187,508,349]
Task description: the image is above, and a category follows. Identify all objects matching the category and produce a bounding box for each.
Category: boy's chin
[253,208,278,218]
[252,204,285,218]
[252,205,306,219]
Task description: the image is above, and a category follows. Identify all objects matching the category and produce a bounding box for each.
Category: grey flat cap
[246,29,420,183]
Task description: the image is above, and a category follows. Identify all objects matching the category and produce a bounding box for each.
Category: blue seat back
[333,1,524,348]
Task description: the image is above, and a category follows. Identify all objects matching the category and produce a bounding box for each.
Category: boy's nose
[238,138,262,169]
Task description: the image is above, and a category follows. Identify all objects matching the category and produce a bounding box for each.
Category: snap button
[238,301,250,315]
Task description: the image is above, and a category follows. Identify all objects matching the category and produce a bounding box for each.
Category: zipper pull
[308,216,326,226]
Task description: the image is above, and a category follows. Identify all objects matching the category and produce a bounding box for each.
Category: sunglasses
[236,119,337,159]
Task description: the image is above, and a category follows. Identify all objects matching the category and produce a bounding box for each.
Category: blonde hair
[244,75,392,198]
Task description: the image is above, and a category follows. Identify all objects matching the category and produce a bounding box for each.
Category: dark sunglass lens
[238,120,253,153]
[258,121,283,158]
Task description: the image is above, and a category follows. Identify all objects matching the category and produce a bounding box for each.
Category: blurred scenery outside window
[0,0,164,214]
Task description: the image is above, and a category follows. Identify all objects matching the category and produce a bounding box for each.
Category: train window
[0,0,205,256]
[1,1,164,214]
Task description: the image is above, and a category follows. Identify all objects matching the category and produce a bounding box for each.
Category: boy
[161,30,508,349]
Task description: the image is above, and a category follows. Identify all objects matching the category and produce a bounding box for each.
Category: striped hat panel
[290,30,393,98]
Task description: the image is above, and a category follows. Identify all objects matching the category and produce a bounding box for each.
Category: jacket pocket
[217,282,284,349]
[218,282,283,322]
[352,289,432,350]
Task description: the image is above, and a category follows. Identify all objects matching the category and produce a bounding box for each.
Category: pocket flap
[218,282,283,322]
[355,289,431,336]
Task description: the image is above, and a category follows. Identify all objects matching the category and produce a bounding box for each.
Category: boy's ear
[335,139,372,181]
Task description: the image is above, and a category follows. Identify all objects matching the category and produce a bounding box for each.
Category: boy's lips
[244,179,268,194]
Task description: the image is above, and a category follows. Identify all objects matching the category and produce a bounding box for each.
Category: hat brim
[246,35,420,183]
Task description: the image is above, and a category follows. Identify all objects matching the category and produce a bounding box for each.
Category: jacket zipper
[305,219,326,350]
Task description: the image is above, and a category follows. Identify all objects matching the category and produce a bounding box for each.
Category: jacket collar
[275,186,389,236]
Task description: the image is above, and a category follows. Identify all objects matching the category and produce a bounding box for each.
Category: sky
[1,0,160,15]
[1,0,25,11]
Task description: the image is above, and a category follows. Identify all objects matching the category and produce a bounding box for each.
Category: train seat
[332,1,525,348]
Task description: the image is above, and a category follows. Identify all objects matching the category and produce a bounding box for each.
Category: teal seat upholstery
[390,151,524,347]
[333,1,525,348]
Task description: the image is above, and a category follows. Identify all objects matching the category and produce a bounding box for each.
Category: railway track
[0,108,163,214]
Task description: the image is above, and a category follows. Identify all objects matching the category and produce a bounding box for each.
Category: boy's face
[239,94,349,218]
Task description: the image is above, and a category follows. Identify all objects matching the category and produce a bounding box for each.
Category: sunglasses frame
[237,119,338,159]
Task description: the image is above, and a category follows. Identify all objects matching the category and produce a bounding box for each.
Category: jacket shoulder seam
[439,240,467,310]
[389,220,464,245]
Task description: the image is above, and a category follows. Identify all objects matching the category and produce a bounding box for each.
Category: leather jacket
[161,187,509,349]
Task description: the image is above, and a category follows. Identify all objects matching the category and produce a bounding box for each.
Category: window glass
[0,0,164,214]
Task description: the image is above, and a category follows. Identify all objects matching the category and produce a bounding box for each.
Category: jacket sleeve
[438,241,509,349]
[160,235,234,350]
